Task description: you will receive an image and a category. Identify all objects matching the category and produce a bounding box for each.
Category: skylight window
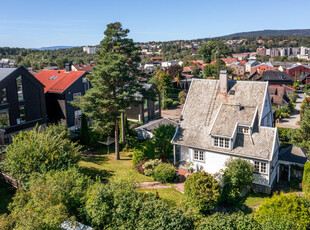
[49,75,59,80]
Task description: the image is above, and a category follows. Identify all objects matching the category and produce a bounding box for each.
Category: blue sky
[1,0,310,48]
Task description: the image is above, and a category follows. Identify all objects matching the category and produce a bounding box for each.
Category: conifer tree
[73,22,144,160]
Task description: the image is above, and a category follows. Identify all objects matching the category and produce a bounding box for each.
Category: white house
[245,60,259,73]
[171,70,279,193]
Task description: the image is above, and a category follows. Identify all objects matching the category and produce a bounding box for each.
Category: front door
[280,164,289,181]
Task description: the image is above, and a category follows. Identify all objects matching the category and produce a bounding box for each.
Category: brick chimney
[219,70,228,93]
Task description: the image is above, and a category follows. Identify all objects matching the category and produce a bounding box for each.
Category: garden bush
[196,211,261,230]
[83,181,194,229]
[142,159,161,176]
[222,158,254,204]
[2,168,91,229]
[163,98,173,109]
[255,192,310,229]
[184,171,221,213]
[3,124,81,184]
[303,161,310,200]
[153,163,175,183]
[132,149,145,166]
[173,100,179,107]
[178,91,187,104]
[132,140,156,166]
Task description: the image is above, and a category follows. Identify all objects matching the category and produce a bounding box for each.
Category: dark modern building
[125,83,161,123]
[35,65,89,129]
[262,70,293,85]
[0,66,46,137]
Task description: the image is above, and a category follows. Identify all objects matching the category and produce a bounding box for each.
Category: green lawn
[244,193,269,208]
[79,150,154,183]
[0,181,15,216]
[138,187,186,208]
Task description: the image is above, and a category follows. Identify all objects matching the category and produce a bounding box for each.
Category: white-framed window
[193,150,204,162]
[213,137,230,149]
[254,161,267,174]
[238,126,249,134]
[73,92,82,101]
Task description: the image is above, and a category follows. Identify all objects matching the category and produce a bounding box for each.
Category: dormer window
[238,126,249,134]
[213,136,230,149]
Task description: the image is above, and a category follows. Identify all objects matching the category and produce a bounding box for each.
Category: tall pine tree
[73,22,144,160]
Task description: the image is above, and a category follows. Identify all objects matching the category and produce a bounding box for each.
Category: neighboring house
[248,70,261,81]
[286,64,310,80]
[229,62,245,76]
[72,63,96,74]
[297,73,310,85]
[245,60,259,73]
[232,53,249,60]
[0,66,47,138]
[171,71,279,194]
[35,65,89,129]
[278,145,308,181]
[161,61,177,68]
[269,85,290,109]
[125,83,161,123]
[251,62,275,74]
[135,118,177,140]
[150,57,164,62]
[220,58,238,66]
[262,70,293,85]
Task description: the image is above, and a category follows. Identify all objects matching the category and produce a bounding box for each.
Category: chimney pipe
[65,63,71,72]
[219,70,228,93]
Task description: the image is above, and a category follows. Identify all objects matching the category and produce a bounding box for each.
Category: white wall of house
[179,146,271,187]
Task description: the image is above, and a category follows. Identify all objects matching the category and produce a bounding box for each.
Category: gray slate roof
[0,67,17,82]
[210,104,257,137]
[172,78,277,161]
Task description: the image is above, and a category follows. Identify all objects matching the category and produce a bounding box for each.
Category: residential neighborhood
[1,1,310,229]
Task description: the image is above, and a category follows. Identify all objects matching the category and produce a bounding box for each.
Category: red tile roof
[35,70,86,93]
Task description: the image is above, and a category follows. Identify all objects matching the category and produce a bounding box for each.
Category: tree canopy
[198,41,231,63]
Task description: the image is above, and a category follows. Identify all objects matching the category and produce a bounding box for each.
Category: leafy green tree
[198,41,231,63]
[3,124,80,184]
[157,70,172,95]
[3,168,91,229]
[289,106,310,151]
[196,212,261,230]
[255,193,310,229]
[184,171,221,213]
[153,124,176,161]
[222,158,254,204]
[72,22,145,160]
[303,161,310,200]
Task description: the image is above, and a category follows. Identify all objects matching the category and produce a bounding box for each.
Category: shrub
[133,140,156,165]
[173,100,179,107]
[153,163,175,183]
[4,168,91,229]
[184,171,221,213]
[142,159,161,176]
[303,161,310,200]
[163,98,173,109]
[84,181,194,229]
[196,212,261,230]
[178,91,187,104]
[132,149,144,166]
[3,124,81,184]
[222,158,254,204]
[134,159,147,174]
[255,192,310,229]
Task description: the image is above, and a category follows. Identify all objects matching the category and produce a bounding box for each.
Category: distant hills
[37,46,77,50]
[218,29,310,38]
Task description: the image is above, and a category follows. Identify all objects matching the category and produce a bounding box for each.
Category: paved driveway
[276,91,306,129]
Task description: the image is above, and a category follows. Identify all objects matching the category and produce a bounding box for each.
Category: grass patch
[79,150,153,183]
[0,181,15,216]
[244,193,269,208]
[138,187,185,208]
